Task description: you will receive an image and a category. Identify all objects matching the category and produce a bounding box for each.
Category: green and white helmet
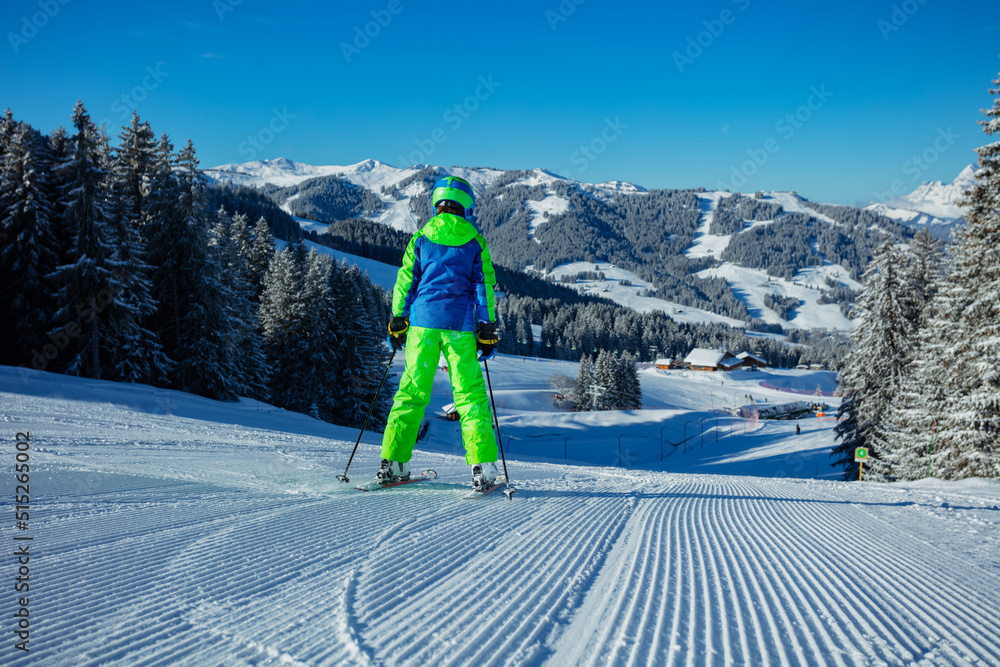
[431,175,475,217]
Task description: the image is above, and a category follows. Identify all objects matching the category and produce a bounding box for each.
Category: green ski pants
[381,326,497,465]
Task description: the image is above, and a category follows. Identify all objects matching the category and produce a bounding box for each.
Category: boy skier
[375,175,501,491]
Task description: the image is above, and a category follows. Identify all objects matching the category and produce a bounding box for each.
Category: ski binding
[355,469,438,492]
[463,476,515,500]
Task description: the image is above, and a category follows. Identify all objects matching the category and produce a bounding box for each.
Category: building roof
[737,352,767,364]
[654,358,672,366]
[683,348,728,368]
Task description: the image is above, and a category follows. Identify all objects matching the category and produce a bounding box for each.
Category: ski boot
[375,459,410,484]
[471,462,498,492]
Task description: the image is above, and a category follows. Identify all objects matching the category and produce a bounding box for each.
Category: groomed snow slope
[533,261,746,327]
[685,193,858,332]
[3,365,999,667]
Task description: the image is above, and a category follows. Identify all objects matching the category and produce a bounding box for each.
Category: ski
[463,476,514,500]
[355,469,438,492]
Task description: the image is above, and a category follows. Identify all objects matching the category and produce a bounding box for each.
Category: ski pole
[483,359,515,500]
[337,349,396,483]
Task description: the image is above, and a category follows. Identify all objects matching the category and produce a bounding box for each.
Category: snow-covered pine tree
[619,351,642,410]
[882,317,951,479]
[575,354,596,411]
[229,211,252,270]
[496,298,514,355]
[226,209,270,396]
[329,262,393,429]
[103,115,170,384]
[0,109,14,204]
[43,125,73,265]
[934,67,1000,479]
[210,207,269,399]
[327,257,360,424]
[923,272,977,479]
[247,216,275,297]
[832,240,919,480]
[497,297,534,356]
[907,228,945,324]
[0,108,15,153]
[352,265,393,429]
[882,230,947,480]
[143,139,244,399]
[0,120,58,368]
[115,112,156,227]
[258,244,361,423]
[595,349,618,411]
[293,249,340,420]
[172,139,225,395]
[515,316,534,356]
[539,314,557,357]
[144,133,183,359]
[832,391,866,479]
[46,126,70,165]
[260,244,308,410]
[178,140,254,400]
[48,102,118,379]
[610,351,629,410]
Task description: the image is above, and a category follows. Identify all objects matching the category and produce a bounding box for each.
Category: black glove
[387,316,409,351]
[476,322,498,360]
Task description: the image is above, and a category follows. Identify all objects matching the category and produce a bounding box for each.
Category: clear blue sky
[1,0,997,205]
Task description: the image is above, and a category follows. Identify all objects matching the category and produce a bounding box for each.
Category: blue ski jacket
[391,213,497,332]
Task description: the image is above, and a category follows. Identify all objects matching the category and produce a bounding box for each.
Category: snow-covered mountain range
[206,158,641,233]
[205,158,960,335]
[207,158,977,232]
[865,164,977,237]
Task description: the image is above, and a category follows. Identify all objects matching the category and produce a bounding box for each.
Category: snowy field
[530,261,746,327]
[2,361,999,666]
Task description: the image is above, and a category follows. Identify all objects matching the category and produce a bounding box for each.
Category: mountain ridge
[865,163,976,238]
[206,159,935,334]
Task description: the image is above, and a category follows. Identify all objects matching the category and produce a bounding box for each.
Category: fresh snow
[526,192,570,243]
[887,164,977,220]
[765,191,841,226]
[866,201,958,229]
[685,191,837,257]
[3,360,999,666]
[207,158,415,192]
[698,262,856,331]
[207,158,508,234]
[289,214,328,236]
[595,180,647,193]
[865,164,977,233]
[682,194,857,331]
[505,168,565,190]
[685,192,732,259]
[275,237,400,292]
[532,261,746,327]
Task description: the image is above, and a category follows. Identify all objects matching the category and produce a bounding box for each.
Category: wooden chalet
[737,352,768,369]
[684,348,743,372]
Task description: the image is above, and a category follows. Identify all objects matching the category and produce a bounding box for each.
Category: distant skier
[796,423,801,435]
[375,175,501,491]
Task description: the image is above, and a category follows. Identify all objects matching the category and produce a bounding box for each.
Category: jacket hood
[421,213,480,247]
